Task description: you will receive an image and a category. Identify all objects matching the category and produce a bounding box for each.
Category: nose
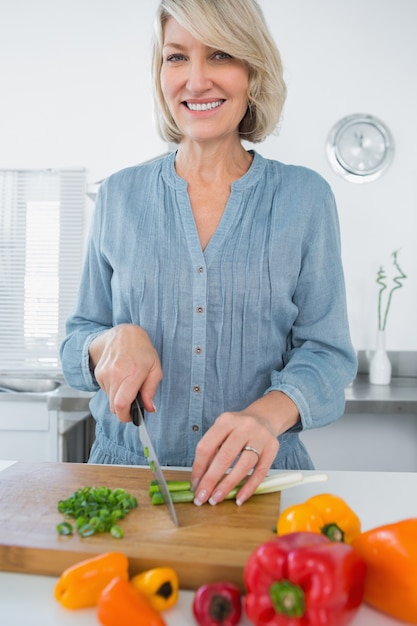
[186,59,213,93]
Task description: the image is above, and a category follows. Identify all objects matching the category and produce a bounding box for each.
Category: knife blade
[131,397,179,527]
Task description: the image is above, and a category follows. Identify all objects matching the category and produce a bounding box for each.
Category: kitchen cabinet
[0,386,93,462]
[0,399,55,461]
[301,374,417,472]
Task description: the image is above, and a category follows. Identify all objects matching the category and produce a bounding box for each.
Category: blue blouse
[60,151,357,469]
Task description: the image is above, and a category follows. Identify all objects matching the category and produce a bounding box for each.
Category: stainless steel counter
[1,376,417,415]
[345,374,417,414]
[0,383,93,408]
[346,350,417,414]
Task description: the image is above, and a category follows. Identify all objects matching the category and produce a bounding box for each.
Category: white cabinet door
[0,400,58,462]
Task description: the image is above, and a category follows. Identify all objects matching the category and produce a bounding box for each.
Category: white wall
[257,0,417,354]
[1,0,416,354]
[0,0,164,180]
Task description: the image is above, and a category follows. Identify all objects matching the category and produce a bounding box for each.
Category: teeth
[186,100,223,111]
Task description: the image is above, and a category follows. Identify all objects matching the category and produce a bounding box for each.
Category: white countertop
[1,460,415,626]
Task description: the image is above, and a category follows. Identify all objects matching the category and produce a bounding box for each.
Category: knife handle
[130,394,144,427]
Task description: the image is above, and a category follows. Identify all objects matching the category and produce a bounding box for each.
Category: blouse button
[196,306,204,314]
[198,266,204,274]
[195,346,202,355]
[193,385,201,393]
[192,424,200,432]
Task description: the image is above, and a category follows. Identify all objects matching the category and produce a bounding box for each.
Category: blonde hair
[151,0,287,144]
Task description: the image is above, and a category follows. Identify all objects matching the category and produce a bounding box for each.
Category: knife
[131,396,179,527]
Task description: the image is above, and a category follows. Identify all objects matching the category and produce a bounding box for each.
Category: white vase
[369,330,392,385]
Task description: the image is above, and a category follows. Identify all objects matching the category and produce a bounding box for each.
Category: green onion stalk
[149,472,328,505]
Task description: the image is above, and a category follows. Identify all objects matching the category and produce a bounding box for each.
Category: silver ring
[242,445,260,459]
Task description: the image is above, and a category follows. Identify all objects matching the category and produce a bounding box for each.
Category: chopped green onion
[57,521,73,535]
[57,486,138,538]
[110,525,124,539]
[78,523,96,537]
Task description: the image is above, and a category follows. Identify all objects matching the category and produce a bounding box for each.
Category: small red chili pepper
[192,582,242,626]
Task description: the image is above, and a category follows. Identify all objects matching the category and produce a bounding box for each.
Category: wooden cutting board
[0,462,281,591]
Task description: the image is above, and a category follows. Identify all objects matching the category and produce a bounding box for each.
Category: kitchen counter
[0,460,415,625]
[1,373,416,415]
[0,383,93,408]
[2,375,416,409]
[345,374,417,414]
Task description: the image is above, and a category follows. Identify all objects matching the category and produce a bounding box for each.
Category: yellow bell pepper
[130,567,179,611]
[54,551,129,609]
[277,493,361,543]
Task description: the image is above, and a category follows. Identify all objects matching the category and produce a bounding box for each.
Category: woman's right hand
[89,324,163,422]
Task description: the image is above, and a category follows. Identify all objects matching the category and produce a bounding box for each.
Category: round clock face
[326,114,394,183]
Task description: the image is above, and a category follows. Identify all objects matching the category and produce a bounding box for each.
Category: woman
[61,0,357,507]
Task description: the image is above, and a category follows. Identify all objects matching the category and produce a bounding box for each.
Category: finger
[192,413,263,503]
[207,436,279,506]
[207,451,263,506]
[234,464,270,506]
[113,378,138,423]
[234,441,279,506]
[107,359,163,421]
[193,435,249,506]
[190,441,218,493]
[190,414,236,492]
[139,367,163,413]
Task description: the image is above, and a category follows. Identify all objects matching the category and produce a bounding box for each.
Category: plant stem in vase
[369,330,391,385]
[370,250,407,385]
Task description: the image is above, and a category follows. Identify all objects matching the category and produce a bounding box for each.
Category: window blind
[0,168,86,376]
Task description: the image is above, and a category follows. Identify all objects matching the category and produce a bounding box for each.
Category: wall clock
[326,113,394,183]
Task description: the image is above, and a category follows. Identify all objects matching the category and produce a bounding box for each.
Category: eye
[212,51,232,61]
[165,53,187,63]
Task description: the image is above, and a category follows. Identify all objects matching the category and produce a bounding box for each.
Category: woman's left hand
[191,411,278,506]
[190,391,299,506]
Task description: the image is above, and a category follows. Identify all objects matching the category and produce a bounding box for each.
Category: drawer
[0,401,48,431]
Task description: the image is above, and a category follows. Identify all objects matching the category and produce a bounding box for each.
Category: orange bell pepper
[54,551,129,609]
[351,518,417,624]
[131,567,179,611]
[277,493,361,543]
[97,576,166,626]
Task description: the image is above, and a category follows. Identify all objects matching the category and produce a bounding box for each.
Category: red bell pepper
[192,582,242,626]
[244,531,366,626]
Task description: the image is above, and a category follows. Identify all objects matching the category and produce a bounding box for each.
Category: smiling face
[160,17,250,146]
